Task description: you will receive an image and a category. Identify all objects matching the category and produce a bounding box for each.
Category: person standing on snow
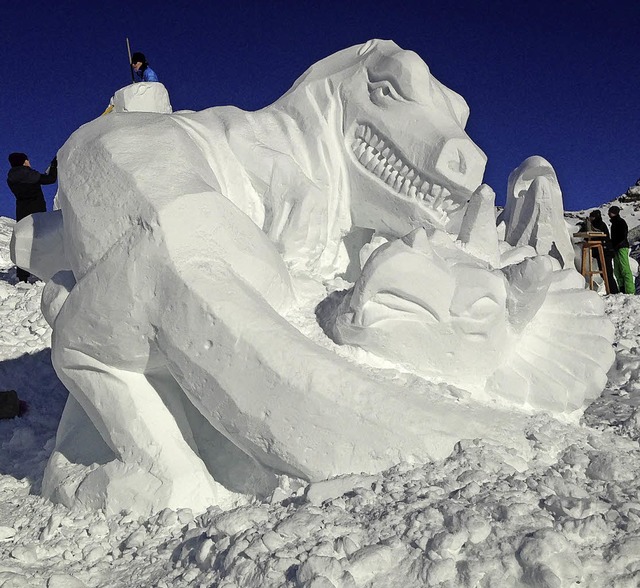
[131,52,159,82]
[6,152,57,282]
[608,205,635,294]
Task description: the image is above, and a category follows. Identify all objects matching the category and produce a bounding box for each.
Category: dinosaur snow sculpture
[11,40,613,517]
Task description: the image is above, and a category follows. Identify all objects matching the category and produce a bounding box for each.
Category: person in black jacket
[608,205,635,294]
[6,152,57,282]
[589,209,619,294]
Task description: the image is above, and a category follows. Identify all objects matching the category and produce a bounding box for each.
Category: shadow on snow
[0,349,67,491]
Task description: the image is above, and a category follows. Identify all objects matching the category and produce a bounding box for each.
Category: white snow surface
[2,217,640,587]
[112,82,172,114]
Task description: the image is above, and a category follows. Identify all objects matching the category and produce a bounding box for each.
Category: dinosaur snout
[434,137,486,193]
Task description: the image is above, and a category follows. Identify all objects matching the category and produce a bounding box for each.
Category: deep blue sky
[2,1,638,218]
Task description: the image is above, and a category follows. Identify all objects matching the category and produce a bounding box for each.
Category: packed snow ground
[2,214,640,587]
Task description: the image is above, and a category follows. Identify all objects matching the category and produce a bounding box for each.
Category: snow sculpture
[12,40,614,516]
[329,221,614,411]
[327,180,613,409]
[498,156,574,267]
[10,210,69,282]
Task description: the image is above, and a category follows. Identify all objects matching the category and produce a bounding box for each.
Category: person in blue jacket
[131,52,159,82]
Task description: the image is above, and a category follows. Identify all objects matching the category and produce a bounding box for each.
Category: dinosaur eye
[369,80,401,104]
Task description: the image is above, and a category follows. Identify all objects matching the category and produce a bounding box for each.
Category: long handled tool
[126,37,134,83]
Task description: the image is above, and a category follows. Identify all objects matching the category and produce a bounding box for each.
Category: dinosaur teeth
[372,155,385,177]
[366,154,380,171]
[363,146,375,164]
[351,124,454,225]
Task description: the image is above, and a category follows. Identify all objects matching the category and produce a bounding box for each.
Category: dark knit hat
[608,206,621,215]
[131,52,146,64]
[8,153,28,167]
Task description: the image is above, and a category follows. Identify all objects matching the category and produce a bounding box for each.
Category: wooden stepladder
[576,231,611,294]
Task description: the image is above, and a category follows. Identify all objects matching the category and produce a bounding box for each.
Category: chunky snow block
[112,82,172,114]
[499,156,575,268]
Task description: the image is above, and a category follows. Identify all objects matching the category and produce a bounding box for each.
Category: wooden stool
[576,232,610,294]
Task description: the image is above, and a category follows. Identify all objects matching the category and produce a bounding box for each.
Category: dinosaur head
[277,40,487,241]
[342,40,487,237]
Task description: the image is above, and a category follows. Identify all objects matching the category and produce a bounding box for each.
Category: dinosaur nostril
[434,138,486,191]
[446,149,467,175]
[455,149,467,175]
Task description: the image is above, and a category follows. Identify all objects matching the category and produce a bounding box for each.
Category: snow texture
[112,82,172,114]
[328,224,614,411]
[499,156,575,268]
[0,212,639,586]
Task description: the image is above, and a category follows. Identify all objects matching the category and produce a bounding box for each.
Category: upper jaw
[350,123,473,226]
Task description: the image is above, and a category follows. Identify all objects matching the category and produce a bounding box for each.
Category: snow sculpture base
[13,40,614,516]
